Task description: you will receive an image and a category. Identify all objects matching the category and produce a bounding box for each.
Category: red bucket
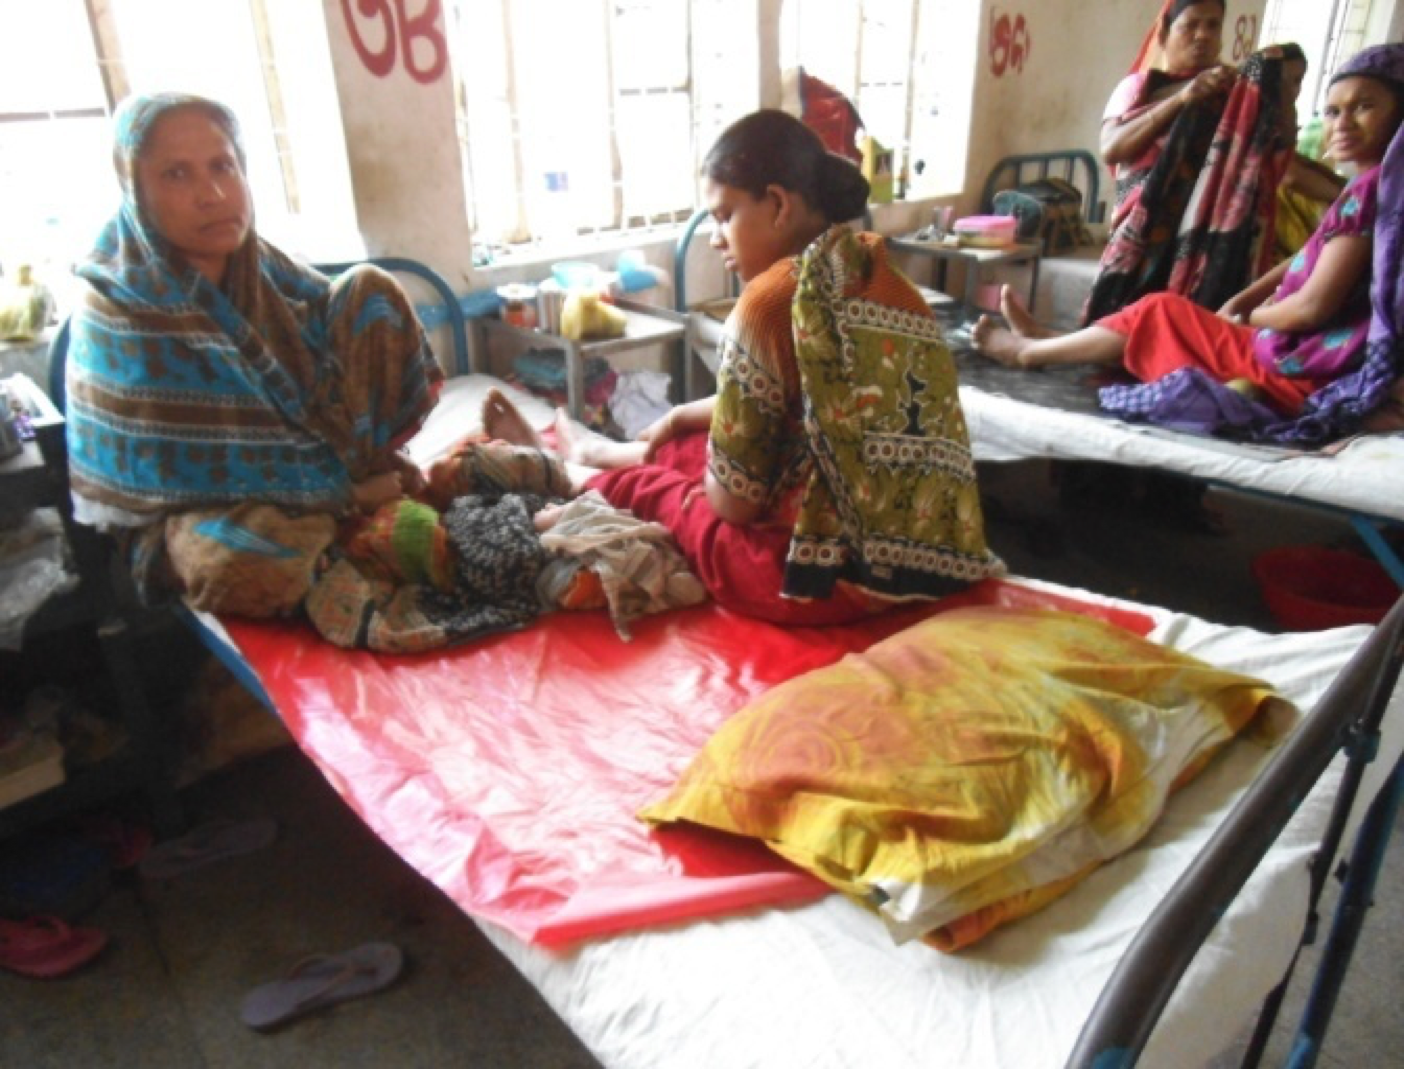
[1252,546,1399,631]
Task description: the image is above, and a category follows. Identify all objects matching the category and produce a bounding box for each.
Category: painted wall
[320,0,474,288]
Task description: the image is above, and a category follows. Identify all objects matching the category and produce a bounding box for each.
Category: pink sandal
[0,915,108,979]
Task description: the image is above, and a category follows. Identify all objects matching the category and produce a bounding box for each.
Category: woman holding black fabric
[1085,0,1310,324]
[1100,0,1232,190]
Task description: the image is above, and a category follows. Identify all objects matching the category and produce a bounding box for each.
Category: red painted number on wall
[989,9,1031,78]
[341,0,448,84]
[1232,14,1258,62]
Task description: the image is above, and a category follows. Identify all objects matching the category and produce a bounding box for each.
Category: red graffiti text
[989,10,1031,78]
[341,0,448,84]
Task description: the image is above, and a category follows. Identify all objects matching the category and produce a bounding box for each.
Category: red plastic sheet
[222,579,1153,945]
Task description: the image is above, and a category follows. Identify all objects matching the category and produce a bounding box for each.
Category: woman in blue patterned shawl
[66,92,444,614]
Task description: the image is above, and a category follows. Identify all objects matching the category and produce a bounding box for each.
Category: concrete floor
[2,459,1401,1068]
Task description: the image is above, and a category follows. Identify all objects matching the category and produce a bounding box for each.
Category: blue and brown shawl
[66,93,442,523]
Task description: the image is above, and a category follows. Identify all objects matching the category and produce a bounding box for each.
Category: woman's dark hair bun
[704,109,870,224]
[818,152,871,221]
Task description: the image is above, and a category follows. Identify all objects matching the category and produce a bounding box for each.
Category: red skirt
[1099,292,1315,414]
[585,433,874,626]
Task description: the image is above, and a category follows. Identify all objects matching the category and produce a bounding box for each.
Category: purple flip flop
[137,817,278,881]
[240,942,405,1031]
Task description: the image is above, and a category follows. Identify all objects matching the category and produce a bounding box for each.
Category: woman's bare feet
[553,407,611,466]
[481,387,544,448]
[999,284,1055,339]
[972,315,1034,368]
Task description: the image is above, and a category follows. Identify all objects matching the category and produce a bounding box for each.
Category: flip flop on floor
[239,942,405,1031]
[138,817,278,881]
[0,915,108,979]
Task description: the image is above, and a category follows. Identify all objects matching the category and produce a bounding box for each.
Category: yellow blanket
[641,606,1289,950]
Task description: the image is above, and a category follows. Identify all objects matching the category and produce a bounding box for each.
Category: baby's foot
[533,502,567,532]
[481,387,544,447]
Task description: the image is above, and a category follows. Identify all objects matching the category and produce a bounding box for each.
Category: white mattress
[959,383,1404,524]
[474,582,1404,1069]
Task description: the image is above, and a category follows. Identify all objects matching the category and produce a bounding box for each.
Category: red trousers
[586,433,874,626]
[1100,292,1315,414]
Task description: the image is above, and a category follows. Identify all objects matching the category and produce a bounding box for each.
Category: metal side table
[888,232,1042,322]
[477,298,687,421]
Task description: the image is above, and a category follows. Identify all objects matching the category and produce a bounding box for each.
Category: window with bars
[452,0,976,251]
[4,0,982,283]
[780,0,978,199]
[0,0,112,282]
[450,0,758,250]
[0,0,353,290]
[1261,0,1376,120]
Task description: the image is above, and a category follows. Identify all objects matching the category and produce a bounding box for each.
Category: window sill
[471,195,962,289]
[473,227,687,288]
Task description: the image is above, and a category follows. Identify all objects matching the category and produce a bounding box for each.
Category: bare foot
[972,315,1034,368]
[553,407,601,466]
[999,284,1054,339]
[482,387,544,448]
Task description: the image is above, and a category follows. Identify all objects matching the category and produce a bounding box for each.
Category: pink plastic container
[953,214,1017,249]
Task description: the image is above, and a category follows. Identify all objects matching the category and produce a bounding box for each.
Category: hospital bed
[947,344,1404,588]
[51,258,1404,1068]
[941,148,1404,588]
[191,469,1404,1069]
[979,150,1107,332]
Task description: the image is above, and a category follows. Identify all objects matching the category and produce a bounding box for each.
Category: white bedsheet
[960,384,1404,523]
[475,584,1402,1069]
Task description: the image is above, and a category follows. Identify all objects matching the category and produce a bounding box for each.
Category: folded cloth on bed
[640,605,1286,950]
[536,491,707,641]
[304,492,551,653]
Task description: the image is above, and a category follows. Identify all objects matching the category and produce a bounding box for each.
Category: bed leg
[1287,760,1404,1068]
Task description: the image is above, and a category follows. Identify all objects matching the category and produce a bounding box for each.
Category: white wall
[320,0,474,288]
[1368,0,1404,43]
